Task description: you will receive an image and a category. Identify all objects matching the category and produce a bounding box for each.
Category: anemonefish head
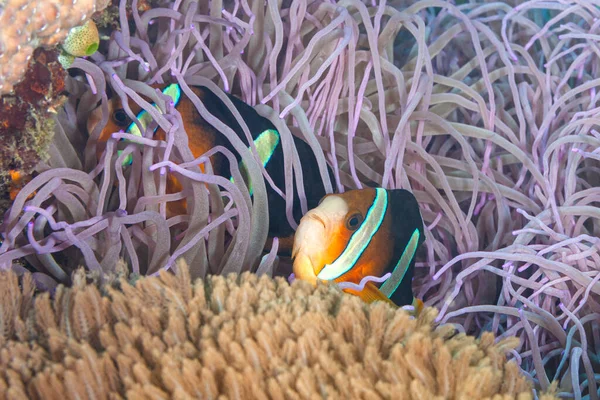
[87,83,182,163]
[292,187,425,309]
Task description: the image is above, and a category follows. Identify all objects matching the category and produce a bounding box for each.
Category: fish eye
[113,109,129,126]
[345,213,363,231]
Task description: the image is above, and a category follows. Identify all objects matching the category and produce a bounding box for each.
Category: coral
[0,262,558,400]
[93,0,153,31]
[0,0,110,94]
[0,48,66,214]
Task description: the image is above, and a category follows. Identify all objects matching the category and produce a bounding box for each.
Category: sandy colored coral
[0,0,110,94]
[0,261,557,400]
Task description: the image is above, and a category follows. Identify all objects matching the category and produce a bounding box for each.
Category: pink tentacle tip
[288,273,296,284]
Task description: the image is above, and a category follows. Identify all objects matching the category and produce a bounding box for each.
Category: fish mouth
[291,211,327,259]
[291,211,329,285]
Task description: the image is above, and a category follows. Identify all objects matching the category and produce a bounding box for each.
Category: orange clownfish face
[88,89,144,162]
[87,84,226,217]
[292,188,425,310]
[87,84,222,167]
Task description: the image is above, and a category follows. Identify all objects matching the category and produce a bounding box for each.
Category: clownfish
[292,187,425,312]
[87,83,331,253]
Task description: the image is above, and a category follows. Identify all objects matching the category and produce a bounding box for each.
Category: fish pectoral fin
[343,282,397,307]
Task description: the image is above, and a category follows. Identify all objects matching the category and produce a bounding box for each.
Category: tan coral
[0,260,560,400]
[0,0,110,94]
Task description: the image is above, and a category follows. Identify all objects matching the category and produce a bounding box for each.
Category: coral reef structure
[0,0,110,94]
[0,262,558,400]
[0,48,66,214]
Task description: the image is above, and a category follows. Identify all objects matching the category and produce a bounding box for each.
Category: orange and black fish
[292,187,425,312]
[88,83,331,253]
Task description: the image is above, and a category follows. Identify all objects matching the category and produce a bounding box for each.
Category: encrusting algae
[0,261,558,400]
[0,48,66,215]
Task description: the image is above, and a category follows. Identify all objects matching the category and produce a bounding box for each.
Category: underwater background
[0,0,599,398]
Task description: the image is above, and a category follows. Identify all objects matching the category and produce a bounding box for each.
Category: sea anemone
[0,0,599,397]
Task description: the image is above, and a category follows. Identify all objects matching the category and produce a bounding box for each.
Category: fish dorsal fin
[231,129,280,196]
[317,188,388,281]
[121,83,182,165]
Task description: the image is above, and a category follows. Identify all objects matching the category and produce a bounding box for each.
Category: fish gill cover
[0,0,599,398]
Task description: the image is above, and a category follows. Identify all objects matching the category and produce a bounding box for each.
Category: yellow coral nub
[58,52,76,69]
[61,19,99,57]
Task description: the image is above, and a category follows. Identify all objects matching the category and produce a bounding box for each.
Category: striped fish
[88,83,331,253]
[292,188,425,312]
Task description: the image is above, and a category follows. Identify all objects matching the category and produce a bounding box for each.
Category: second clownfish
[88,83,332,253]
[292,188,425,312]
